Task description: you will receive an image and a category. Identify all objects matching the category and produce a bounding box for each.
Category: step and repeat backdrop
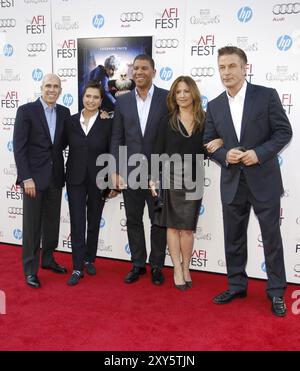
[1,0,299,283]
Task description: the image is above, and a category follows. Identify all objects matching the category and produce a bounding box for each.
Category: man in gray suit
[110,54,168,285]
[204,46,292,316]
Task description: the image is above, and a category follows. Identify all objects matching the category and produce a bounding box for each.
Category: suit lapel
[220,92,239,143]
[131,90,143,138]
[143,86,158,138]
[36,99,52,143]
[53,106,63,144]
[240,83,256,141]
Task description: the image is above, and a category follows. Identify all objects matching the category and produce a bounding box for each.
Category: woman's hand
[149,180,157,197]
[204,138,224,153]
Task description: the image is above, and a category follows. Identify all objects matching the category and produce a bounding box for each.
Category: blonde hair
[167,75,205,133]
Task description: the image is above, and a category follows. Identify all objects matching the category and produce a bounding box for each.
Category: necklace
[177,116,193,138]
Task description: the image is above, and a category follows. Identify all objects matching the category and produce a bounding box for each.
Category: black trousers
[22,179,62,276]
[122,188,166,269]
[67,177,105,271]
[222,173,286,297]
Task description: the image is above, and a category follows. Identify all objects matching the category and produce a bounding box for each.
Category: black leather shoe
[84,261,96,275]
[25,274,41,288]
[269,296,287,317]
[42,261,67,274]
[151,268,164,285]
[213,289,247,304]
[67,271,84,286]
[124,266,146,284]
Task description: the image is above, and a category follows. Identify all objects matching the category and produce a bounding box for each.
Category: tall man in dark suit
[13,74,70,288]
[110,54,168,285]
[203,46,292,316]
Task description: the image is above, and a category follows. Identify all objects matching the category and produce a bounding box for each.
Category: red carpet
[0,244,299,351]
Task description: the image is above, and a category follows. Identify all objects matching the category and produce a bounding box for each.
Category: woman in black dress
[150,76,222,290]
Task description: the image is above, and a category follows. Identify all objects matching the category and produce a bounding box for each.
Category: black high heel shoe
[173,274,187,291]
[185,280,192,288]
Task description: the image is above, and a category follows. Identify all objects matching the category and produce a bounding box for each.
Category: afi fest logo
[155,8,179,28]
[0,290,6,315]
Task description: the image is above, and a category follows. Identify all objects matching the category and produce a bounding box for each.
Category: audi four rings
[155,39,179,48]
[190,67,215,77]
[0,18,16,27]
[120,12,143,22]
[273,3,300,14]
[27,43,47,52]
[8,207,23,215]
[2,118,15,126]
[57,68,77,77]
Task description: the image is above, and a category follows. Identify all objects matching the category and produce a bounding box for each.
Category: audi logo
[0,18,16,27]
[155,39,179,48]
[8,207,23,215]
[27,43,47,52]
[57,68,77,77]
[120,12,143,22]
[190,67,215,77]
[294,264,300,273]
[2,117,15,126]
[273,3,300,14]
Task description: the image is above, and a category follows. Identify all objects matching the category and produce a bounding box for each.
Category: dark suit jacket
[110,86,168,178]
[13,98,70,191]
[203,82,293,204]
[65,112,112,185]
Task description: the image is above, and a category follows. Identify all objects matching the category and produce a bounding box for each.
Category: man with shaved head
[13,74,71,288]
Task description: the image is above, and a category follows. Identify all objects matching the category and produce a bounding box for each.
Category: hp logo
[63,93,73,107]
[32,68,43,81]
[277,35,293,51]
[199,205,205,216]
[100,218,105,228]
[93,14,104,29]
[3,44,13,57]
[7,141,14,152]
[13,229,22,240]
[160,67,173,81]
[237,6,253,22]
[125,243,131,255]
[201,95,208,110]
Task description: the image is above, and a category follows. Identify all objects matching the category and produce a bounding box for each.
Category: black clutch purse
[154,174,164,211]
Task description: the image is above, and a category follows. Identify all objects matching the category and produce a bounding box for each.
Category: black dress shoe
[124,266,146,284]
[269,296,287,317]
[42,261,67,274]
[151,268,164,285]
[67,271,84,286]
[84,261,96,275]
[25,274,41,288]
[213,289,247,304]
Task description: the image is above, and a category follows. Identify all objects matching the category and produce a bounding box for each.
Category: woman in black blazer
[65,81,116,286]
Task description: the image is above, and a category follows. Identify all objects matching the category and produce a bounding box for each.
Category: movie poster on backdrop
[77,36,152,112]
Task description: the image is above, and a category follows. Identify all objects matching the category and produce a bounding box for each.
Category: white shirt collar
[135,84,154,99]
[226,80,247,101]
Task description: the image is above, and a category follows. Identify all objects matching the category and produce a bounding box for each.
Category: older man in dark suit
[13,74,71,288]
[110,54,168,285]
[204,46,292,316]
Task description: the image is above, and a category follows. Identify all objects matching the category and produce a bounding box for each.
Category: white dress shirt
[135,84,154,136]
[79,109,98,135]
[227,80,247,141]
